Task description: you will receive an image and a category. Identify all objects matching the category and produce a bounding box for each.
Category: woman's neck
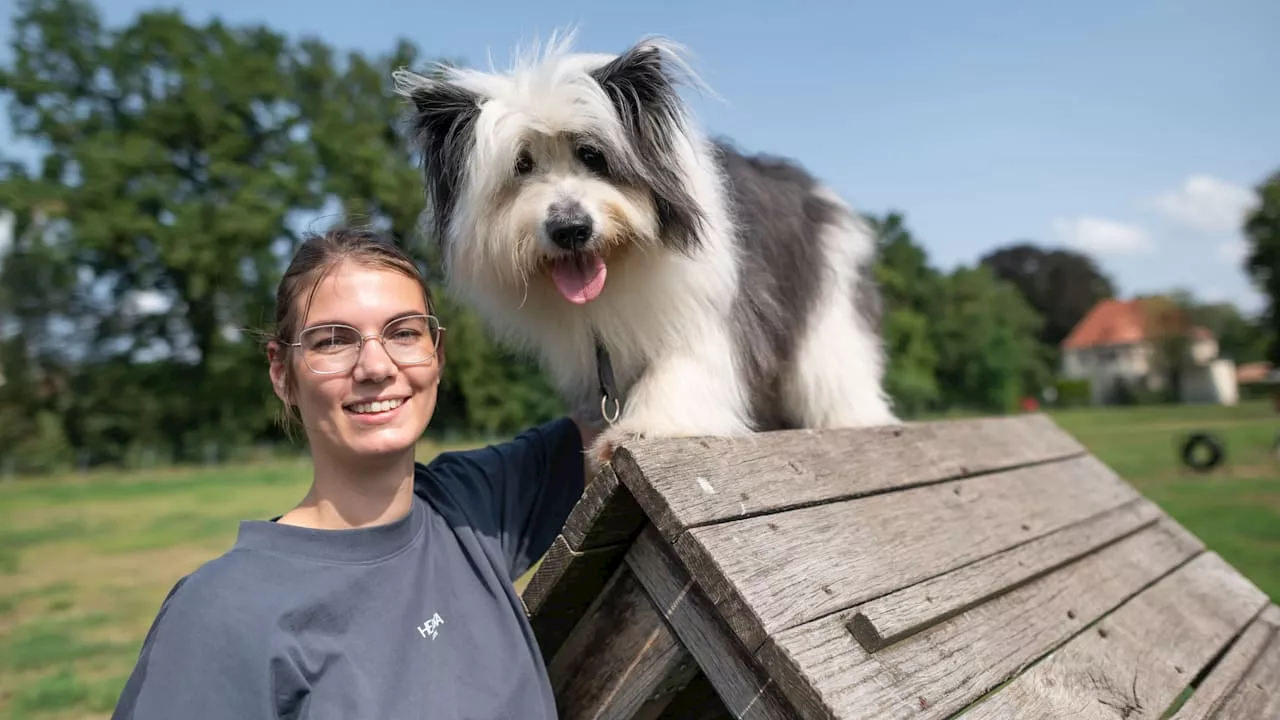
[279,449,417,531]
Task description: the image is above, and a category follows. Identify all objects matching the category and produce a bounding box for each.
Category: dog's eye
[576,145,608,175]
[515,151,535,175]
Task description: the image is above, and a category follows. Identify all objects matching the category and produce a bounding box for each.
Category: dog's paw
[590,425,647,466]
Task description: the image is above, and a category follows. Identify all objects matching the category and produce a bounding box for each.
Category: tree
[979,243,1117,351]
[865,212,941,417]
[1244,170,1280,364]
[1,0,327,463]
[930,265,1050,413]
[1192,301,1271,364]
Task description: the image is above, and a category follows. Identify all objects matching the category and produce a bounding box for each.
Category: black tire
[1181,432,1224,472]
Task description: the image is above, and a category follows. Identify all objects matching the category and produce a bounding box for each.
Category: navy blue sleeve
[112,573,300,719]
[421,416,586,580]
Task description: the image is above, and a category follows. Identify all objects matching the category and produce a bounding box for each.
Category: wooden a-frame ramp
[521,413,1280,719]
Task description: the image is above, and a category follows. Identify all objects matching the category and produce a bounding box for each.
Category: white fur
[395,33,897,463]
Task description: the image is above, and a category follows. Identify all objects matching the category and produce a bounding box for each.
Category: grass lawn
[2,403,1278,718]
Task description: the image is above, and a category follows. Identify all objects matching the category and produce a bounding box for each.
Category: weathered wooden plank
[523,535,629,663]
[677,453,1142,653]
[563,463,647,550]
[849,497,1163,651]
[1170,604,1280,720]
[963,551,1270,720]
[546,562,697,720]
[1210,620,1280,719]
[655,673,735,720]
[625,526,799,720]
[755,518,1204,720]
[613,413,1084,542]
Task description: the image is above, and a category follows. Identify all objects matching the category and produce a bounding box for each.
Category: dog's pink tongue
[551,255,607,304]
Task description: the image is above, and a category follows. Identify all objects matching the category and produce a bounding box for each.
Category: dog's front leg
[589,347,752,465]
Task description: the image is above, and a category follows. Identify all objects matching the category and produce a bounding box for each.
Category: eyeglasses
[289,314,445,375]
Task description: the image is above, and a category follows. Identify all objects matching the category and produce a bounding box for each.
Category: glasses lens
[382,315,439,365]
[299,325,361,373]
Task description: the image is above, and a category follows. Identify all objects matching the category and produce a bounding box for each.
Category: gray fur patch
[400,77,481,251]
[715,141,842,430]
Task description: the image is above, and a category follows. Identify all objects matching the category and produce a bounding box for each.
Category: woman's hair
[266,225,437,433]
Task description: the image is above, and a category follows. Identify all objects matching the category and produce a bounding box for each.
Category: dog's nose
[545,215,594,250]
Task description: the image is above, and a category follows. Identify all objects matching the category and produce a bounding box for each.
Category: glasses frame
[287,313,446,376]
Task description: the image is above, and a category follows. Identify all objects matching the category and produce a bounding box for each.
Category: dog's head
[394,35,707,306]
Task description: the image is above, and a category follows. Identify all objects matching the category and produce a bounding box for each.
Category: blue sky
[3,0,1278,314]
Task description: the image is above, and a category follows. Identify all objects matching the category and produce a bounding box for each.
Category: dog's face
[394,38,705,306]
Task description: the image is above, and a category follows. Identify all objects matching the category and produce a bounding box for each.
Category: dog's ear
[588,42,680,140]
[393,68,480,156]
[590,41,704,253]
[392,68,481,247]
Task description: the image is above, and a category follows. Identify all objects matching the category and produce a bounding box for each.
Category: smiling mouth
[345,397,407,415]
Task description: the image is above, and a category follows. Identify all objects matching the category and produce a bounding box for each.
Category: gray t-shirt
[112,417,585,719]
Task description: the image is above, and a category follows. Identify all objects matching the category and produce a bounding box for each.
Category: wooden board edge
[523,535,630,663]
[562,463,648,550]
[1168,603,1280,720]
[626,525,802,720]
[848,497,1164,652]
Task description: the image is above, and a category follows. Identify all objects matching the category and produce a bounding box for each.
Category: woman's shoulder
[147,547,288,634]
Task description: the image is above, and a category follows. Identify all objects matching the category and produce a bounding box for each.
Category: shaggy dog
[392,34,898,465]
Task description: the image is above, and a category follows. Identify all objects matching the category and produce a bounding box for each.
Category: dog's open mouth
[550,253,607,305]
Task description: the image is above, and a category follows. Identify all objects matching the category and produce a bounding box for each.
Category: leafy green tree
[930,265,1049,413]
[866,211,941,417]
[1244,170,1280,363]
[1,0,325,462]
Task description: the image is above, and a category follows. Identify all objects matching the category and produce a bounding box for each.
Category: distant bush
[1053,378,1091,408]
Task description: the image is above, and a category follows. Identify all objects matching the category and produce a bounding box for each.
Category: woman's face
[270,260,443,465]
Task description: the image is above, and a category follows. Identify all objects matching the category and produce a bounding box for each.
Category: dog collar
[594,336,622,424]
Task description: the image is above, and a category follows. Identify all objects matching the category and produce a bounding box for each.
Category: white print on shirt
[417,612,445,640]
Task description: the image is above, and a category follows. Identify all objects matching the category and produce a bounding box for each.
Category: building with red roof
[1059,297,1237,406]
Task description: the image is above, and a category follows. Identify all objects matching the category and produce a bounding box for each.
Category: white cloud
[1052,216,1154,255]
[1152,174,1256,235]
[1217,238,1248,265]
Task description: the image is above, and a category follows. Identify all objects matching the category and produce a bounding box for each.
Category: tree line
[1,0,1277,476]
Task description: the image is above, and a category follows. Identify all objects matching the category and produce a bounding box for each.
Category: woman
[113,227,598,719]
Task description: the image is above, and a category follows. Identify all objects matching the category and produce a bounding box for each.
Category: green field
[2,404,1279,718]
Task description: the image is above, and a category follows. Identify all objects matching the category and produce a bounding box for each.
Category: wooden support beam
[626,525,799,720]
[546,562,698,720]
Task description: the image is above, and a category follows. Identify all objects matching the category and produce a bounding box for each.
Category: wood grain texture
[755,518,1204,720]
[563,463,647,550]
[1210,620,1280,719]
[1170,605,1280,720]
[963,551,1271,720]
[677,453,1142,652]
[613,413,1084,542]
[523,535,629,663]
[849,497,1163,651]
[546,563,696,720]
[625,526,800,720]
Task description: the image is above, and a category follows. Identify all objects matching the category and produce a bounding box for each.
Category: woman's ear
[266,341,291,404]
[435,328,447,370]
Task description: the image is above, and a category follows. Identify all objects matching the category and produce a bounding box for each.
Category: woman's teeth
[348,398,405,414]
